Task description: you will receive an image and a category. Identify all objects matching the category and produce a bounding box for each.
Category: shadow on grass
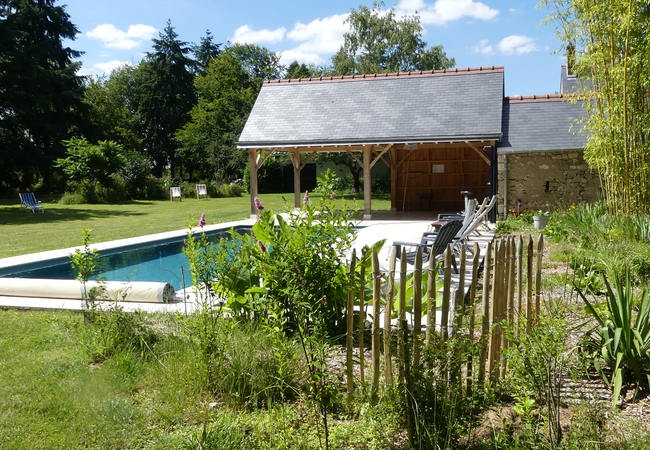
[0,205,148,226]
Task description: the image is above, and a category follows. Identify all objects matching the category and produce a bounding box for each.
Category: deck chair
[170,186,182,202]
[19,192,44,213]
[393,220,464,266]
[196,184,208,200]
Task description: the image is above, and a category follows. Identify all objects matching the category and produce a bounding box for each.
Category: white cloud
[231,25,286,44]
[278,50,326,66]
[472,39,494,55]
[94,60,133,73]
[286,14,349,54]
[498,35,538,55]
[396,0,499,26]
[86,24,157,49]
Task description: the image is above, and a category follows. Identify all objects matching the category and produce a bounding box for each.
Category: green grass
[0,193,390,259]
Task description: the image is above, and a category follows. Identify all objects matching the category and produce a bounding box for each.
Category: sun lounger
[170,186,182,202]
[18,192,44,213]
[196,184,208,200]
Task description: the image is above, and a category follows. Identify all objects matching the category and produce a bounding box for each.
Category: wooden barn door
[394,144,490,212]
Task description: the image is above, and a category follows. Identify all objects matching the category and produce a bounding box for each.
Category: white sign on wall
[432,164,445,173]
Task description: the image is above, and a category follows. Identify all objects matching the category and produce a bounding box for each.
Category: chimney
[566,43,575,76]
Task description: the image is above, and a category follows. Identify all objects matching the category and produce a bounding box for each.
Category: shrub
[578,270,650,406]
[219,182,244,198]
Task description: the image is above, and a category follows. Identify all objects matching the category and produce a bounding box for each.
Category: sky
[61,0,567,97]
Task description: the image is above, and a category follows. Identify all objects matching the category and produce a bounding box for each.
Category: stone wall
[496,150,601,218]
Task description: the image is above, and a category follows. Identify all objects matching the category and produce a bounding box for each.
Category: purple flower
[303,190,309,205]
[258,240,267,253]
[198,213,206,228]
[254,197,264,211]
[322,295,327,306]
[330,193,335,199]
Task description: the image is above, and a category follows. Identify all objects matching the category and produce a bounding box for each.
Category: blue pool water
[0,227,249,291]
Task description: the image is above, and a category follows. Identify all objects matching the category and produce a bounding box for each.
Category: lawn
[0,193,390,259]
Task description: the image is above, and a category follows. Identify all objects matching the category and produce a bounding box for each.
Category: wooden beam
[466,142,491,165]
[344,148,363,167]
[299,150,318,171]
[370,144,392,169]
[289,151,301,207]
[256,149,275,170]
[249,149,259,217]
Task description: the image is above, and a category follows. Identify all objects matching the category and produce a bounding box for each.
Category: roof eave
[237,133,503,149]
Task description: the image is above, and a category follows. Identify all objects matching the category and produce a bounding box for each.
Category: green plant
[315,168,339,195]
[504,301,576,448]
[578,270,650,406]
[70,228,101,319]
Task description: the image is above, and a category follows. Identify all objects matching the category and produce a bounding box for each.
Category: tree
[138,20,196,178]
[83,65,143,154]
[193,30,222,76]
[285,60,316,79]
[177,44,281,182]
[176,48,259,182]
[331,1,455,75]
[541,0,650,214]
[0,0,87,193]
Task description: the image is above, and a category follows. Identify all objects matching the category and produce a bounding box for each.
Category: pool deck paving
[0,213,495,320]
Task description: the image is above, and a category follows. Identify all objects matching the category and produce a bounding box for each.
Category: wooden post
[441,245,452,342]
[489,239,504,384]
[535,234,544,316]
[516,235,523,319]
[526,234,534,330]
[371,248,381,404]
[346,251,357,407]
[398,251,407,384]
[478,241,492,388]
[413,247,423,371]
[249,149,259,217]
[425,254,437,346]
[384,247,396,384]
[359,251,366,386]
[467,242,481,396]
[290,151,301,208]
[363,145,372,219]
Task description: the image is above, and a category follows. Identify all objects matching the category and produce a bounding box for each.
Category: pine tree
[0,0,86,192]
[138,20,195,177]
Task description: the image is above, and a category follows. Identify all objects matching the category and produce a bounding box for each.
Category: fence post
[359,250,366,386]
[413,245,423,371]
[478,241,492,389]
[346,250,357,407]
[535,234,544,317]
[425,253,437,346]
[467,242,480,396]
[516,235,523,325]
[489,239,504,384]
[441,245,453,342]
[384,246,396,385]
[526,234,534,331]
[397,249,408,389]
[371,248,381,404]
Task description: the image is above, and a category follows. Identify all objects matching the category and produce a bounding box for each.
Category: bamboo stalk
[371,248,381,404]
[384,246,396,385]
[346,250,357,407]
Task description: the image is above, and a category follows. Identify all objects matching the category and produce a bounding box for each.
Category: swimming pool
[0,226,250,291]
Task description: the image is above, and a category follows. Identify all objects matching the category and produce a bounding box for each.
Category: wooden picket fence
[345,233,544,402]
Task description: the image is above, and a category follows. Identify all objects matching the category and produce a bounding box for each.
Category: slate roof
[560,64,593,94]
[238,67,505,148]
[499,95,588,154]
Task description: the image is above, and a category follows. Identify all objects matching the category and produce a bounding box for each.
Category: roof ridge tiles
[265,66,505,85]
[505,94,566,103]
